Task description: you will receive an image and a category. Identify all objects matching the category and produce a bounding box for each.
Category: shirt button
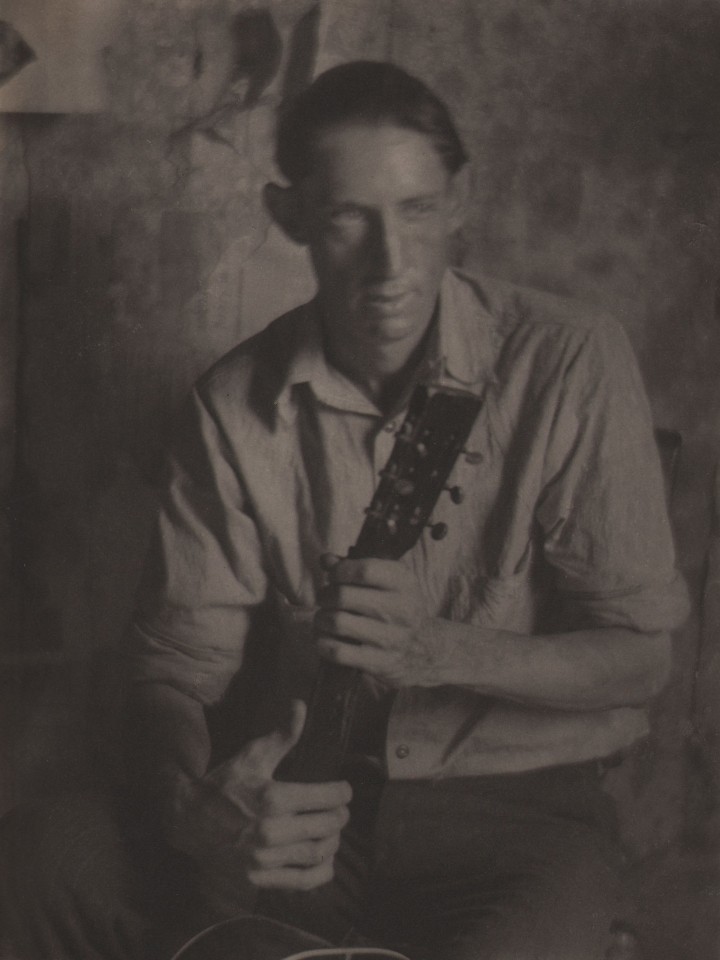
[384,420,397,433]
[395,744,410,759]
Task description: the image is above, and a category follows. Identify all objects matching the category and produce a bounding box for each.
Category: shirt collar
[274,269,499,424]
[433,268,500,388]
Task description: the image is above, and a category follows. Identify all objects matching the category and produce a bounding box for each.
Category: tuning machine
[427,521,448,541]
[444,485,464,504]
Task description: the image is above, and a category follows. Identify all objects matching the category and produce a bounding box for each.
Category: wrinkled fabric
[127,268,689,777]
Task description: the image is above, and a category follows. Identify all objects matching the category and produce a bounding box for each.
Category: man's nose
[367,215,405,277]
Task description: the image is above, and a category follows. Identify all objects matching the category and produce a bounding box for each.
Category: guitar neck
[278,382,483,784]
[275,542,383,784]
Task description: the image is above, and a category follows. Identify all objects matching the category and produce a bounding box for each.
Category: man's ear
[263,183,309,245]
[447,164,472,231]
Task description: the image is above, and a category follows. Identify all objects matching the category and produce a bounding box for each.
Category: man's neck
[324,321,435,416]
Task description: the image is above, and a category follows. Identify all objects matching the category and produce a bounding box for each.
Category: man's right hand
[163,700,352,892]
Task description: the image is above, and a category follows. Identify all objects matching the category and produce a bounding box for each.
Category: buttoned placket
[372,414,404,477]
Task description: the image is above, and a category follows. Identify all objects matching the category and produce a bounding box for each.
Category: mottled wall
[1,0,719,879]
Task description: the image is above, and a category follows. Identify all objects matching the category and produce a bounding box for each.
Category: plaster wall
[1,0,719,895]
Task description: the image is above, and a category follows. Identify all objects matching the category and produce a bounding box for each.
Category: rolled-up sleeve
[126,387,268,705]
[535,318,689,634]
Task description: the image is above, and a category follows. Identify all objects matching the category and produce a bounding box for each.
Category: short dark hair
[275,60,468,183]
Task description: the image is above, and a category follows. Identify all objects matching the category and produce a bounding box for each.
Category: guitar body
[171,914,410,960]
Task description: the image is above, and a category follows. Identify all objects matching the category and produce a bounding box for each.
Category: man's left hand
[314,554,442,687]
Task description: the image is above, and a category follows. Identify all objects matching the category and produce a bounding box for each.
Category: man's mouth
[364,288,413,312]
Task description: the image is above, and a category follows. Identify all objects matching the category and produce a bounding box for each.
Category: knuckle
[250,846,271,867]
[260,783,283,815]
[302,841,323,865]
[323,583,341,605]
[256,783,273,811]
[334,584,352,606]
[298,868,322,891]
[255,819,275,846]
[316,861,335,886]
[322,834,341,857]
[320,641,342,663]
[322,611,341,634]
[338,611,357,633]
[246,868,266,888]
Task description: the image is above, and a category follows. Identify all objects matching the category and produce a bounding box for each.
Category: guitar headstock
[352,382,483,561]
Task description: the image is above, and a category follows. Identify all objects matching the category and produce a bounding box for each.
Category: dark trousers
[264,762,624,960]
[0,763,623,960]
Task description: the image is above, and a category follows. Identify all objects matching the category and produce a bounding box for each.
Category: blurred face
[296,124,465,372]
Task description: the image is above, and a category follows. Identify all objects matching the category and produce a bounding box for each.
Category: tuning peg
[445,485,464,504]
[427,521,448,541]
[462,450,483,465]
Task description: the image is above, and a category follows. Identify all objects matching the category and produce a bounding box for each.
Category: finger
[325,557,410,590]
[317,584,406,623]
[256,807,349,847]
[252,833,340,869]
[316,610,401,648]
[259,779,353,815]
[248,861,335,891]
[233,699,307,780]
[317,637,394,675]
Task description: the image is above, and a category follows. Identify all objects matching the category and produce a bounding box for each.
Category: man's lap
[266,763,624,959]
[0,763,624,960]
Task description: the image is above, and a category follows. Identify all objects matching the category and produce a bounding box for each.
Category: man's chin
[364,311,421,343]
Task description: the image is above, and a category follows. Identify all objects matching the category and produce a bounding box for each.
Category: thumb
[239,699,307,779]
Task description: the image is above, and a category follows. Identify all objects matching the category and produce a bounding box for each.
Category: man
[2,61,688,960]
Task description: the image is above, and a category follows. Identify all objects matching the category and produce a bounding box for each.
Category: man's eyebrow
[401,190,444,202]
[318,190,445,209]
[318,200,364,209]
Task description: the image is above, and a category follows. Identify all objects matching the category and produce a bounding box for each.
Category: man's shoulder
[195,302,311,408]
[451,266,622,344]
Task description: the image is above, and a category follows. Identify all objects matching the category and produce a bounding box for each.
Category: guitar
[278,379,483,781]
[171,914,411,960]
[173,379,482,959]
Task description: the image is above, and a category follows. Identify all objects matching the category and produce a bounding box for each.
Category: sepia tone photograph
[0,1,718,958]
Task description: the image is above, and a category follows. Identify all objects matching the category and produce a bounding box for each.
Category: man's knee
[2,793,119,863]
[0,793,146,959]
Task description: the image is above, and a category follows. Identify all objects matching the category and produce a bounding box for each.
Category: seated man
[1,61,688,960]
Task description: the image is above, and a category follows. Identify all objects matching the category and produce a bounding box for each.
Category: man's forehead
[297,122,451,197]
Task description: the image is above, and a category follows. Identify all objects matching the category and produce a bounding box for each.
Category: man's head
[274,60,468,185]
[265,61,470,383]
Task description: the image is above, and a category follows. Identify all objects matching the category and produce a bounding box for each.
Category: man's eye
[327,208,365,226]
[402,199,437,218]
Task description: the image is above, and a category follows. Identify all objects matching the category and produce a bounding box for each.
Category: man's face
[295,124,465,365]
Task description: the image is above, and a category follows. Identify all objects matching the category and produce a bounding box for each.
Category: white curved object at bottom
[170,914,411,960]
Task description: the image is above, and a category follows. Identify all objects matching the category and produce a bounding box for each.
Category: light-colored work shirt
[128,268,689,778]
